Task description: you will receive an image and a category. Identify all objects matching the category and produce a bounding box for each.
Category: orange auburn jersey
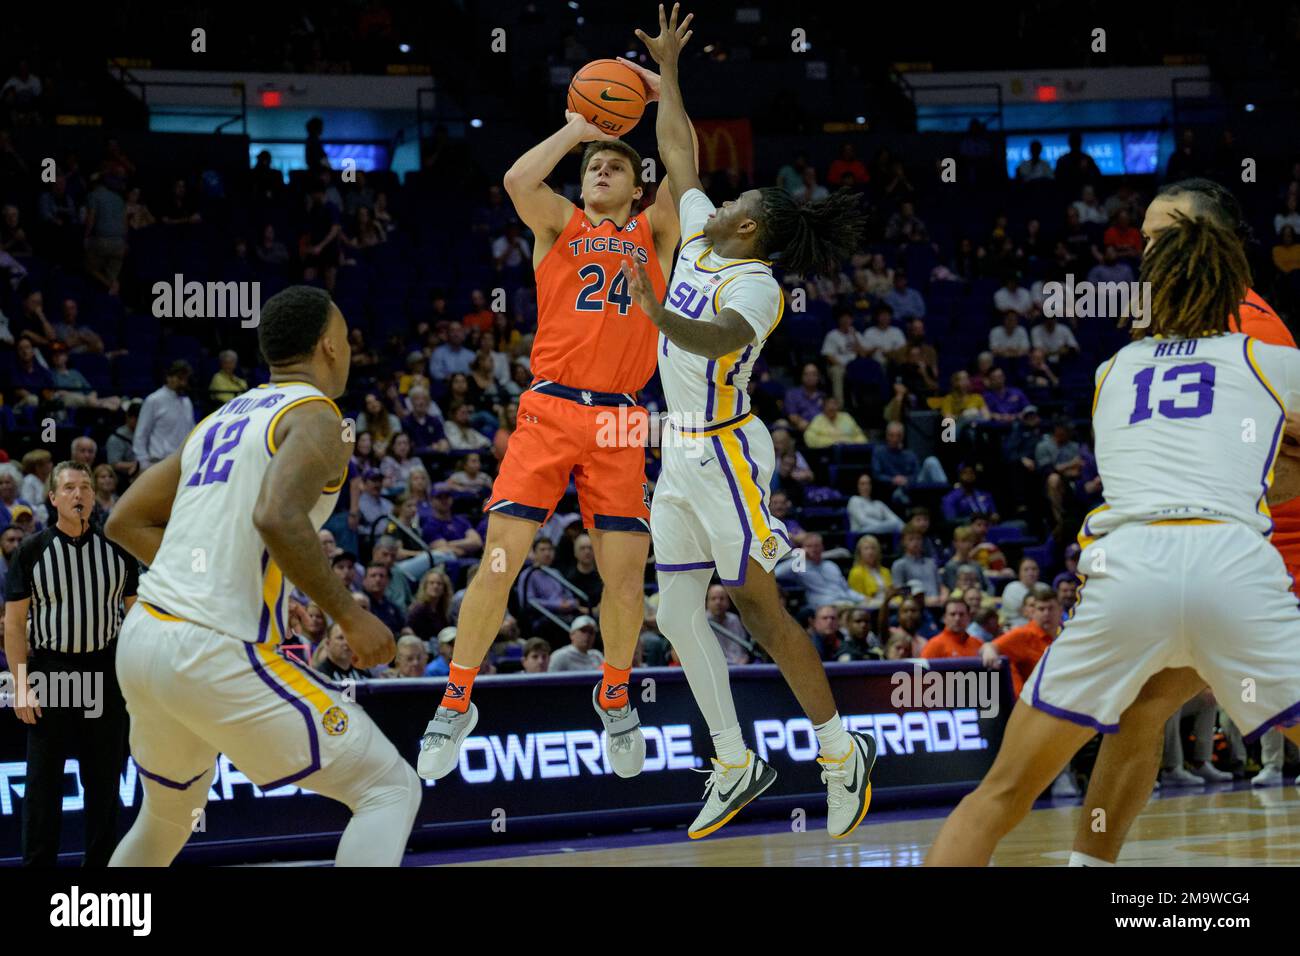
[1233,289,1300,589]
[530,204,666,394]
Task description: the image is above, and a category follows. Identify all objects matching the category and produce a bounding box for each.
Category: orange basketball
[567,58,647,137]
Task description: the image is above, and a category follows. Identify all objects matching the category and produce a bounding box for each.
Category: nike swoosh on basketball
[600,88,634,102]
[700,457,715,467]
[846,754,860,792]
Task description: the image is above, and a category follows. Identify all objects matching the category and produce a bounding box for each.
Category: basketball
[567,58,647,137]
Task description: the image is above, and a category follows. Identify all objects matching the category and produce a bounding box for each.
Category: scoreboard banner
[0,659,1010,863]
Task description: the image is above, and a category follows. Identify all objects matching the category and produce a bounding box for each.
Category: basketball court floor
[257,780,1298,867]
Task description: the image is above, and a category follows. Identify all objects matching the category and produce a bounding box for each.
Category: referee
[3,460,137,866]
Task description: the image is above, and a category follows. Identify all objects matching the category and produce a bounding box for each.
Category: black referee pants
[22,644,128,867]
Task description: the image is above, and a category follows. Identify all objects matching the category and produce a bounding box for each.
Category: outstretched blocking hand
[620,257,663,323]
[632,3,694,70]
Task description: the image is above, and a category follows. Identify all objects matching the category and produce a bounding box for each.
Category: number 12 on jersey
[185,416,250,487]
[1128,362,1216,424]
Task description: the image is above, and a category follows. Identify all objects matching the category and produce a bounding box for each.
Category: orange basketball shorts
[487,386,650,532]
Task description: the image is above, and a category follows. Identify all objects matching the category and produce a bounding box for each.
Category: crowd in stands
[3,51,1300,727]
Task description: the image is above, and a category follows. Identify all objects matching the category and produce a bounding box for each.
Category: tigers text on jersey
[658,188,785,427]
[531,204,665,394]
[1083,333,1300,541]
[136,382,345,644]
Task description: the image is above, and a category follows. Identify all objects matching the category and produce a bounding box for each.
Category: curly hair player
[927,215,1300,866]
[621,3,876,840]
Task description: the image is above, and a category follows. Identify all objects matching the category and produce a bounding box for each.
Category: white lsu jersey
[136,381,345,644]
[658,188,785,426]
[1085,333,1300,540]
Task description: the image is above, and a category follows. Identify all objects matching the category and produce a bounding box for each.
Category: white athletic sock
[712,725,747,766]
[814,713,852,761]
[1068,851,1115,867]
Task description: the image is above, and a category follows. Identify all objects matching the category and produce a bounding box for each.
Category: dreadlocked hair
[1135,211,1251,341]
[754,187,865,277]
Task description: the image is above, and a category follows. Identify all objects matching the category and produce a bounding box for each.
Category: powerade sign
[0,662,1009,863]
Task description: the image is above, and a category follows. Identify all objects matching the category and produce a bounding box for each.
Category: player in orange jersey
[417,13,700,782]
[1061,178,1300,866]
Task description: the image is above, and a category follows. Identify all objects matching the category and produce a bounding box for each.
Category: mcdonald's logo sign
[693,119,753,179]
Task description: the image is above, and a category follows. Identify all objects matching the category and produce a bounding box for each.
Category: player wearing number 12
[104,287,420,867]
[416,14,700,782]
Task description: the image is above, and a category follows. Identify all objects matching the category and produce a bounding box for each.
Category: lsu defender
[105,287,420,867]
[1069,178,1300,866]
[621,5,877,840]
[416,14,700,784]
[928,215,1300,865]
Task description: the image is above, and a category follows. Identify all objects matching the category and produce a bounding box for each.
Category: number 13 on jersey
[1129,362,1216,424]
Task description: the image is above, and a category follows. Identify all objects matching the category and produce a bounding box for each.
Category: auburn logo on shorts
[321,705,349,736]
[761,535,779,559]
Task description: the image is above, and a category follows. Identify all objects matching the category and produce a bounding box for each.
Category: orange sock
[599,663,631,710]
[440,662,479,713]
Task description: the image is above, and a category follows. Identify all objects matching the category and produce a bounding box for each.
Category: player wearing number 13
[928,214,1300,865]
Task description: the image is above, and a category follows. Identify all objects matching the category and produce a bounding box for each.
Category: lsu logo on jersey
[321,705,349,737]
[761,535,779,559]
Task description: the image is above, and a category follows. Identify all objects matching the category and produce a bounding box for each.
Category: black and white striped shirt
[4,524,138,654]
